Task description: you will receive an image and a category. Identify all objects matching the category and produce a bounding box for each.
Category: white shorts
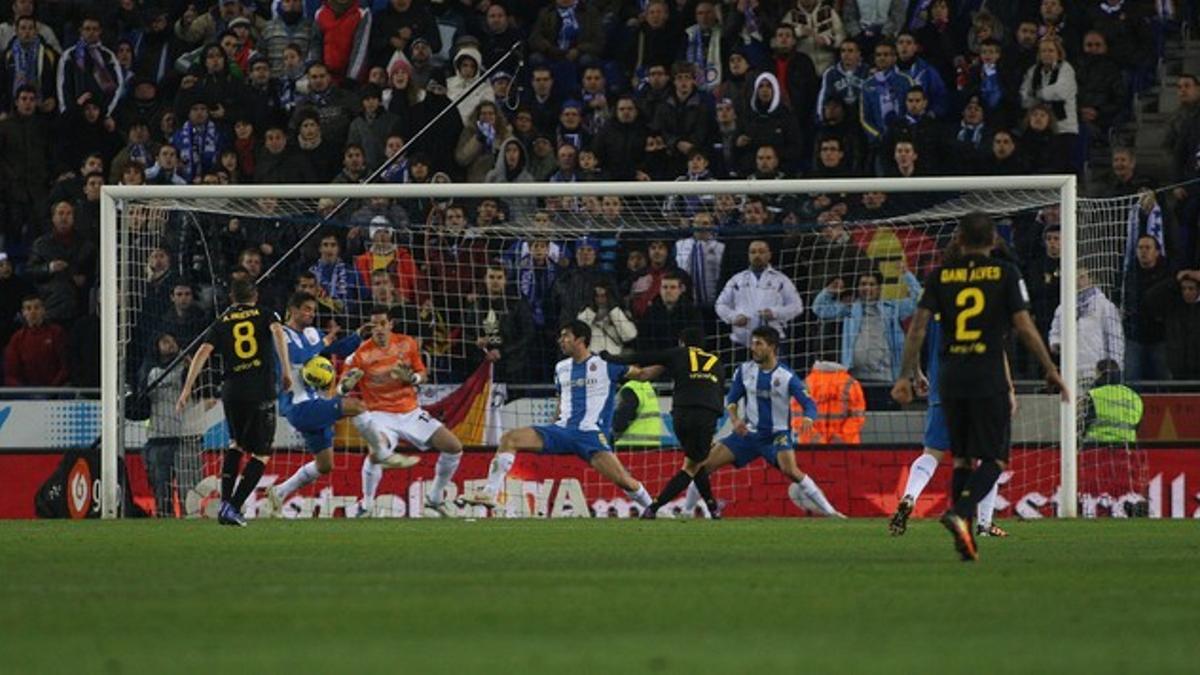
[353,408,444,455]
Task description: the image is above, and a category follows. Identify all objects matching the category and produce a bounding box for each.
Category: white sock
[976,480,999,529]
[361,455,383,510]
[485,452,515,496]
[428,452,462,504]
[683,483,701,511]
[624,484,652,508]
[276,461,321,499]
[903,453,940,501]
[798,475,839,516]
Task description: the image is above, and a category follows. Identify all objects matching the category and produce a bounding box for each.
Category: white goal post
[100,175,1081,519]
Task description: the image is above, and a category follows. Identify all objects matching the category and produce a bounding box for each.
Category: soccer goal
[101,176,1142,520]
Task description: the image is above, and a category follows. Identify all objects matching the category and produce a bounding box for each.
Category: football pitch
[1,519,1196,675]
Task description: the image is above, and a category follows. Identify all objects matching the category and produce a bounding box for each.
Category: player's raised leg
[777,449,844,517]
[271,396,368,514]
[589,450,652,509]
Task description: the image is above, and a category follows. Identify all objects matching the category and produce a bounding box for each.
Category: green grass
[0,519,1197,675]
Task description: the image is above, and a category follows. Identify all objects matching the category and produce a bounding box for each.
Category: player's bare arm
[176,343,214,412]
[1012,310,1070,401]
[626,364,665,381]
[893,307,932,404]
[728,402,748,435]
[271,323,293,392]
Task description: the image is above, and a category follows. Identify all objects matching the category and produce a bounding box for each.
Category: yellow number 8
[233,321,258,359]
[955,288,985,342]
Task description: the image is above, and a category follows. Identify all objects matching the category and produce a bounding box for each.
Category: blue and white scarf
[557,1,580,51]
[1124,201,1165,269]
[476,120,496,150]
[957,122,984,146]
[686,24,722,90]
[518,263,556,327]
[907,0,935,30]
[174,121,220,181]
[980,63,1002,109]
[309,259,349,301]
[1077,286,1101,319]
[742,4,762,42]
[73,39,117,94]
[127,142,150,168]
[381,157,409,183]
[12,41,40,99]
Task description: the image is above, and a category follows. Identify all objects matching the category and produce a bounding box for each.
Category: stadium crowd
[1,0,1199,404]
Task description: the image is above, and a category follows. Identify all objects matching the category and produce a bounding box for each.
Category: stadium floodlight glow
[102,175,1097,520]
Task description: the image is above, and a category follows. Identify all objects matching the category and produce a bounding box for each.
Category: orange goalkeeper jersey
[346,333,426,413]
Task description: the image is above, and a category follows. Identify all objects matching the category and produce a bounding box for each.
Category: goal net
[100,177,1143,520]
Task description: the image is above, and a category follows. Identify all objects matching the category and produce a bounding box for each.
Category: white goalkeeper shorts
[354,408,443,455]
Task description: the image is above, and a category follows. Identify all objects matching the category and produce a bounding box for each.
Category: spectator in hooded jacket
[744,72,805,172]
[447,43,494,126]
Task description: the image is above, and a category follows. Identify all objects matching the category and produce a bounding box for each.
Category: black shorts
[672,407,721,463]
[224,397,276,455]
[942,394,1011,462]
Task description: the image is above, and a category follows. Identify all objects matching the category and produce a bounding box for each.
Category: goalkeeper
[268,292,404,514]
[603,327,726,518]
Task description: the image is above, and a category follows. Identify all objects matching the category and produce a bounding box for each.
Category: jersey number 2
[954,288,985,341]
[233,321,259,359]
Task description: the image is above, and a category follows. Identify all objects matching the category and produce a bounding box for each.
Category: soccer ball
[302,356,336,389]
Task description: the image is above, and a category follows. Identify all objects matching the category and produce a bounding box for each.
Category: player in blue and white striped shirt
[889,317,1012,537]
[688,326,843,517]
[264,292,406,515]
[463,320,657,512]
